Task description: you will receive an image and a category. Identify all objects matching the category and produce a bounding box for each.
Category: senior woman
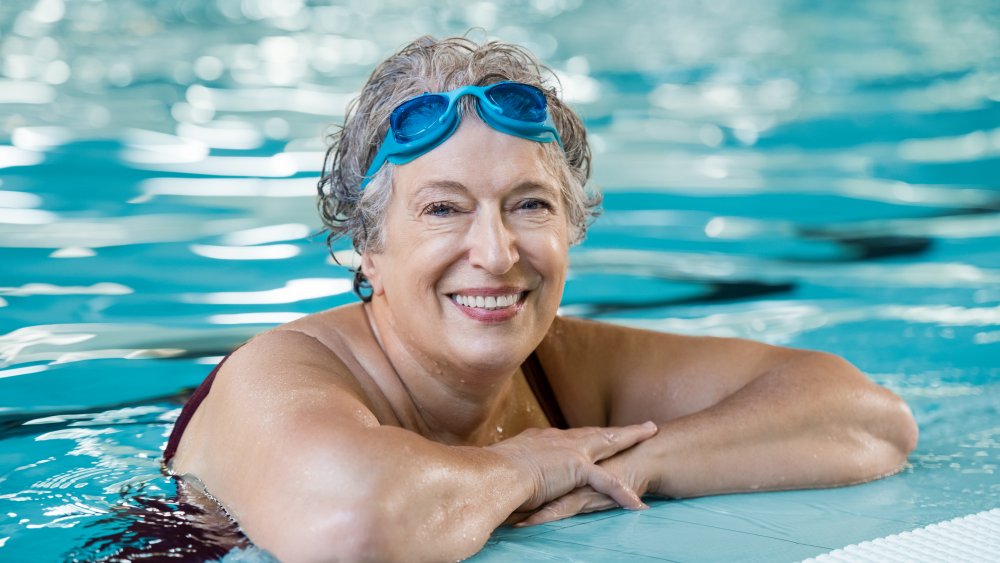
[164,36,918,562]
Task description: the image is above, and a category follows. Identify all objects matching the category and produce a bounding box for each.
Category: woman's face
[363,117,570,374]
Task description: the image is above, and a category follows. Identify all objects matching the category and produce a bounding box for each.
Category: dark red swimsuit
[163,351,567,463]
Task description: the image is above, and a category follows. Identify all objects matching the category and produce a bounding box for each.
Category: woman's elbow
[882,391,919,468]
[307,506,482,563]
[817,352,919,480]
[857,386,919,480]
[257,487,484,562]
[257,504,397,563]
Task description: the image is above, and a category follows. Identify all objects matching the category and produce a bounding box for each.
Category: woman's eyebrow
[512,180,561,198]
[412,180,469,199]
[409,179,560,202]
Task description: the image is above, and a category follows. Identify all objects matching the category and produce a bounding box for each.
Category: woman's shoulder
[169,306,390,510]
[232,303,374,365]
[220,302,394,418]
[204,303,375,404]
[265,301,369,348]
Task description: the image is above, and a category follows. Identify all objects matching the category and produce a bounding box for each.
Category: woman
[164,36,918,562]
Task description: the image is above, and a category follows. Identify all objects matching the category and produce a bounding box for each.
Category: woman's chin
[443,336,537,374]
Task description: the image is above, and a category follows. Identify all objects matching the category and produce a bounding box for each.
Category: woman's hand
[486,422,657,518]
[512,432,656,527]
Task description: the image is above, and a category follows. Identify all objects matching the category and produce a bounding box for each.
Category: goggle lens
[391,94,449,142]
[486,83,547,122]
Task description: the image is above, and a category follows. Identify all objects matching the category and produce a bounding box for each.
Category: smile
[450,292,524,310]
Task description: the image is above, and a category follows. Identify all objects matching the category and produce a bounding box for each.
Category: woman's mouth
[448,291,527,322]
[450,292,524,310]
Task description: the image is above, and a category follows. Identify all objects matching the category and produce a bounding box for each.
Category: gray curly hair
[317,35,601,299]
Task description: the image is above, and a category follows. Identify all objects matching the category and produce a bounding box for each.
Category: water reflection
[64,490,255,562]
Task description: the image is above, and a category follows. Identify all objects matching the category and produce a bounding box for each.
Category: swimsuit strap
[521,351,569,429]
[162,352,234,464]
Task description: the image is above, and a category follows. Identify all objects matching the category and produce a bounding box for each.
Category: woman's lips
[449,290,526,322]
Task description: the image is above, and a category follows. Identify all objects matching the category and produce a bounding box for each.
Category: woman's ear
[361,251,385,296]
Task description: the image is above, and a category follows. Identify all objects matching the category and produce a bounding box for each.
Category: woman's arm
[175,329,656,562]
[522,317,918,524]
[632,349,917,496]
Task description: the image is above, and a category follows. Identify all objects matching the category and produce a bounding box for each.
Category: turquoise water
[1,0,998,560]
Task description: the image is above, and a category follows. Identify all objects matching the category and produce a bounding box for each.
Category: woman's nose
[467,209,519,274]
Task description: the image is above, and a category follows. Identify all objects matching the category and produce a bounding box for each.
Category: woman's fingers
[580,463,646,510]
[488,421,657,513]
[517,459,647,525]
[515,487,619,527]
[581,421,658,462]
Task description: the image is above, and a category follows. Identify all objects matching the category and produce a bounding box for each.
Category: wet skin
[168,115,918,562]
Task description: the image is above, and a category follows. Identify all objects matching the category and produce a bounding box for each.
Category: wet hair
[317,35,600,300]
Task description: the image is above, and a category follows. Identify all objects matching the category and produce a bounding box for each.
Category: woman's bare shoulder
[172,304,388,469]
[217,303,384,407]
[265,301,371,354]
[171,309,397,547]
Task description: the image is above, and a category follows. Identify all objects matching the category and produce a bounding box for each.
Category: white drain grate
[803,508,1000,563]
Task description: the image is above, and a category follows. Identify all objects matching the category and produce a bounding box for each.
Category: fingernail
[643,421,657,430]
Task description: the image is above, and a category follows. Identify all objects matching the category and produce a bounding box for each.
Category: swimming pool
[1,0,998,560]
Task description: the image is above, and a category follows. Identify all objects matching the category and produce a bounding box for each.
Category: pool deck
[470,464,998,562]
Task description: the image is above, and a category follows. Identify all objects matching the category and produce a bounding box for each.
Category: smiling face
[362,117,570,375]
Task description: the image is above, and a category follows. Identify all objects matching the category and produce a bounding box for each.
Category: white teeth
[452,292,522,310]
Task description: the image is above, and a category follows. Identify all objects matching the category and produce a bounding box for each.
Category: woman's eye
[518,198,553,212]
[425,202,458,216]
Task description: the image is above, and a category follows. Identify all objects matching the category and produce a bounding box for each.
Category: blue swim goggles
[360,81,564,189]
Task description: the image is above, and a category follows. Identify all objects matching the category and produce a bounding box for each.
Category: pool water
[1,0,998,560]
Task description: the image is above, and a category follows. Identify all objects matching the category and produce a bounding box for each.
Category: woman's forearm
[248,423,656,562]
[629,352,918,498]
[262,430,529,562]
